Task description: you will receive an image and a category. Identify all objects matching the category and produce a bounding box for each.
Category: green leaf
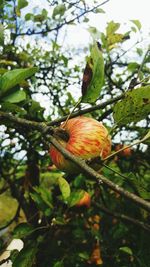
[1,102,27,115]
[33,186,53,208]
[30,186,53,217]
[106,21,120,36]
[113,86,150,126]
[18,0,28,10]
[30,191,52,217]
[95,8,105,13]
[52,4,66,18]
[13,223,34,239]
[12,243,37,267]
[88,27,100,39]
[34,14,45,22]
[108,33,124,46]
[58,177,70,200]
[0,67,38,97]
[127,62,139,72]
[0,68,7,75]
[78,251,89,260]
[53,261,64,267]
[2,90,26,103]
[0,23,4,46]
[28,100,45,120]
[25,13,34,21]
[68,190,85,207]
[81,42,104,103]
[119,246,133,255]
[130,19,141,30]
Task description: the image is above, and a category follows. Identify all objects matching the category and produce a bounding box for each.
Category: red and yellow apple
[49,116,111,173]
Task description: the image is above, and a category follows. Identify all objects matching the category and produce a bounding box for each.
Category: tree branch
[15,1,110,37]
[0,93,123,129]
[46,135,150,212]
[95,204,150,232]
[47,93,123,126]
[0,257,11,266]
[0,98,150,212]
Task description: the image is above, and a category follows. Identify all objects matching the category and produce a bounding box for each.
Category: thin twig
[0,257,11,266]
[103,131,150,161]
[95,204,150,232]
[15,1,110,38]
[47,93,123,126]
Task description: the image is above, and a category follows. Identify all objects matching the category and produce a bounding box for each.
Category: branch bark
[0,103,150,213]
[46,135,150,212]
[0,93,123,129]
[47,93,123,126]
[95,204,150,232]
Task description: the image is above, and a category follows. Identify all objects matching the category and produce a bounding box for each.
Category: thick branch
[47,93,123,126]
[0,93,123,129]
[0,111,49,131]
[95,204,150,232]
[47,135,150,212]
[0,97,150,212]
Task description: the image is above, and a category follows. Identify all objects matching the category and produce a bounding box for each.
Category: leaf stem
[62,98,82,127]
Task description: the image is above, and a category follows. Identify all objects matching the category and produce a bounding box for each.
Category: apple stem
[62,98,82,128]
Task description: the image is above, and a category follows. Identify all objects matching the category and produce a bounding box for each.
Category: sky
[64,0,150,47]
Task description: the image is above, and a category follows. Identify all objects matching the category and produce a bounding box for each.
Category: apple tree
[0,1,150,266]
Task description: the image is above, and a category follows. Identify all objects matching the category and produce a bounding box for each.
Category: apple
[76,191,91,208]
[115,144,132,157]
[49,116,111,173]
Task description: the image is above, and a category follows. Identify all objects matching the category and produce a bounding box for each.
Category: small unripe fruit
[76,191,91,208]
[49,116,111,173]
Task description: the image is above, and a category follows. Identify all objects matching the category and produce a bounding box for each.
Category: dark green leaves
[30,186,53,217]
[113,86,150,125]
[18,0,28,10]
[2,90,26,103]
[12,243,38,267]
[0,67,38,104]
[81,42,104,103]
[13,223,34,239]
[0,67,38,95]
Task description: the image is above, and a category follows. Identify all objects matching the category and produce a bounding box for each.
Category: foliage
[0,1,150,267]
